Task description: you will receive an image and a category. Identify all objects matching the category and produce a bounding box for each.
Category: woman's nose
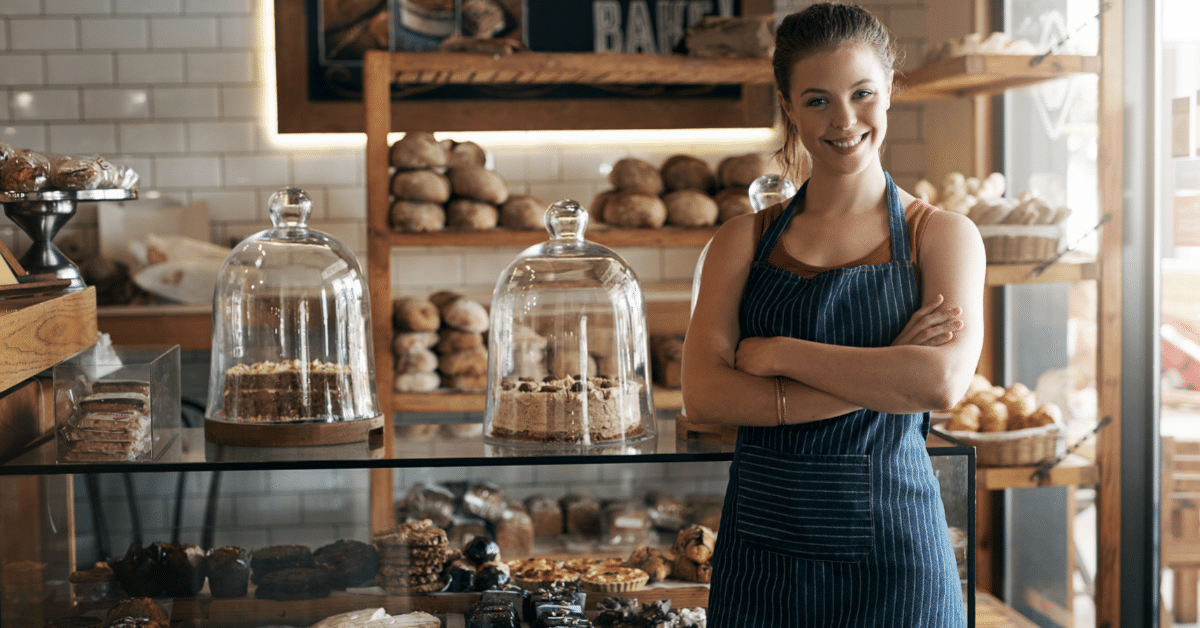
[831,102,855,130]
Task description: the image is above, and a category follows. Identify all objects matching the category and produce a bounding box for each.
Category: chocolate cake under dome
[204,188,381,445]
[484,199,656,449]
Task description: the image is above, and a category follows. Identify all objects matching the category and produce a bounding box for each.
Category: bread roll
[395,346,438,374]
[390,169,451,203]
[390,199,445,233]
[976,400,1009,432]
[395,371,441,392]
[603,192,667,228]
[663,189,719,227]
[609,157,663,195]
[434,294,489,333]
[443,139,487,169]
[499,194,546,230]
[945,403,981,432]
[446,198,499,231]
[390,132,447,170]
[448,166,509,205]
[1024,402,1062,428]
[439,347,488,377]
[591,189,616,222]
[715,187,754,222]
[393,296,441,332]
[438,329,485,354]
[660,154,716,194]
[393,330,439,353]
[716,153,764,188]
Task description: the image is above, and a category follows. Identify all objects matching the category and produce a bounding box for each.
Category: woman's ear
[885,70,895,110]
[778,91,795,126]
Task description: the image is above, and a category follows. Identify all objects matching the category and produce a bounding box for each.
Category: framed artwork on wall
[273,0,776,134]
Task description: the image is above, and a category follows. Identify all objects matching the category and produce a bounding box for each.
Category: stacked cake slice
[63,380,152,462]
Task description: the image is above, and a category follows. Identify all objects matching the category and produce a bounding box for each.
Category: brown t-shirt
[753,199,938,280]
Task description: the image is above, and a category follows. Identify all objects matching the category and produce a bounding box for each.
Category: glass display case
[204,188,381,446]
[484,200,657,451]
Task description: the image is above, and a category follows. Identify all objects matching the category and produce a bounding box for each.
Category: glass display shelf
[0,416,734,476]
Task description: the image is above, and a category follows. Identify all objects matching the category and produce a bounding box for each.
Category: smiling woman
[681,3,986,627]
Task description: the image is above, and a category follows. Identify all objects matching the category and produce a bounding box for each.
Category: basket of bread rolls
[915,171,1070,264]
[933,374,1066,467]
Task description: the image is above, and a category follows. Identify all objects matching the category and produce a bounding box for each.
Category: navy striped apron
[707,171,966,627]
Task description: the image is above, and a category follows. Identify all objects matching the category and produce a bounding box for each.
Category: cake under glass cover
[205,188,380,437]
[484,199,656,449]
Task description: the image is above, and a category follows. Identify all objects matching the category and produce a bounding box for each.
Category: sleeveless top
[705,171,966,628]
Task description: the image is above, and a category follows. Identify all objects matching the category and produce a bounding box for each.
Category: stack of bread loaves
[392,291,491,393]
[592,152,768,228]
[388,132,547,232]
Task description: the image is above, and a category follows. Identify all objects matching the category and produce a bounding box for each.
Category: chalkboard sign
[526,0,740,53]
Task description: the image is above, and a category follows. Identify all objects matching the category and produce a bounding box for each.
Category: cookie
[313,539,379,589]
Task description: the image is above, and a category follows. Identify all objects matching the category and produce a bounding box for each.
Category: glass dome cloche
[204,187,381,446]
[484,199,656,450]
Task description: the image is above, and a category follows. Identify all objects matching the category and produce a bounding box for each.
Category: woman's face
[780,43,893,178]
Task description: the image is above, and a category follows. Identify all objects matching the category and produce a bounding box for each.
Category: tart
[580,565,649,593]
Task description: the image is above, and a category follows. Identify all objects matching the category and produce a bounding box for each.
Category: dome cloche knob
[545,199,588,241]
[268,187,312,229]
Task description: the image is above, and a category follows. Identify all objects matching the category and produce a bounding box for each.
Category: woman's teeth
[830,134,864,148]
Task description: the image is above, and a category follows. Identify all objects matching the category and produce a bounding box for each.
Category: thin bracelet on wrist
[775,376,786,426]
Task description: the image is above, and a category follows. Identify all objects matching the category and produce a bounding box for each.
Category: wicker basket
[976,224,1065,264]
[932,423,1066,467]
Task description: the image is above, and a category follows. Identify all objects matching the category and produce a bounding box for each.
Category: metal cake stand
[0,188,137,290]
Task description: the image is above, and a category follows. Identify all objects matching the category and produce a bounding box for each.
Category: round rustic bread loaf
[717,153,765,188]
[499,194,546,230]
[603,192,667,228]
[393,296,441,332]
[609,157,664,195]
[390,199,445,233]
[663,189,719,227]
[448,166,509,204]
[660,154,716,194]
[390,132,447,170]
[446,198,499,231]
[442,139,487,169]
[390,169,451,203]
[714,187,753,222]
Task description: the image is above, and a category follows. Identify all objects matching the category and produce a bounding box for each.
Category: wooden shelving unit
[895,53,1100,102]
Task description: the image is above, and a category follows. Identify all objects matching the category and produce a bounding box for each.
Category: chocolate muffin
[206,546,249,599]
[313,539,379,589]
[249,544,313,585]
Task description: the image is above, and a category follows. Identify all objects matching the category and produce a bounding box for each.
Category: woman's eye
[806,97,827,107]
[855,90,874,99]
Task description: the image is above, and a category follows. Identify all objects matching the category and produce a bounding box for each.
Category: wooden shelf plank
[388,52,774,86]
[390,226,718,248]
[395,386,683,414]
[976,590,1041,628]
[895,54,1100,102]
[977,454,1098,490]
[0,288,97,392]
[984,254,1099,286]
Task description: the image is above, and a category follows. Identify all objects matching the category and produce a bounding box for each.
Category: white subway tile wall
[2,0,926,561]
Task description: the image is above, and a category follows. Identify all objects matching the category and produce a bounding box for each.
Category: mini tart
[512,567,580,590]
[564,556,623,574]
[580,566,650,593]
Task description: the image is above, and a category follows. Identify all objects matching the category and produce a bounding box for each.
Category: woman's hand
[891,293,963,347]
[734,336,780,378]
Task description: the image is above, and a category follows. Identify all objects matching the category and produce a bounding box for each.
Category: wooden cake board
[205,415,385,447]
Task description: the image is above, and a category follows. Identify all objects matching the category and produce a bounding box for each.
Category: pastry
[314,539,379,589]
[250,544,314,584]
[399,484,457,528]
[1,149,50,192]
[625,546,672,583]
[394,372,441,392]
[395,346,438,374]
[602,501,651,547]
[673,524,716,563]
[393,296,441,332]
[495,506,534,557]
[672,554,712,584]
[435,294,490,333]
[579,566,649,593]
[525,494,563,539]
[392,330,439,353]
[439,347,488,377]
[206,546,250,599]
[443,139,487,169]
[561,494,602,537]
[442,373,488,390]
[220,360,351,421]
[104,597,170,627]
[489,376,644,443]
[945,402,981,432]
[437,329,485,354]
[254,567,334,601]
